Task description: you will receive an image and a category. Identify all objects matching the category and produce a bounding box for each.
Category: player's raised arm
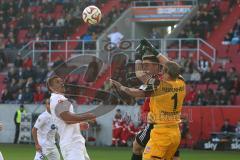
[55,100,96,124]
[110,79,157,98]
[140,38,170,63]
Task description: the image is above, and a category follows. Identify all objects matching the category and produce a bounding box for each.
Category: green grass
[0,144,240,160]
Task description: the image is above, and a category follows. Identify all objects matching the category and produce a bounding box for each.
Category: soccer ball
[82,5,102,25]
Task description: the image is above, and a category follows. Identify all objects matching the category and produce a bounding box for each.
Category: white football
[82,5,102,25]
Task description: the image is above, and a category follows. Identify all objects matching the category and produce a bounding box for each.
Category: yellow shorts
[143,125,181,160]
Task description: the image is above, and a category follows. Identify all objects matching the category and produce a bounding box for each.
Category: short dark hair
[46,75,60,92]
[142,55,159,63]
[164,61,181,80]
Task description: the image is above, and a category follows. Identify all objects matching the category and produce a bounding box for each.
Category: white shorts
[0,151,4,160]
[34,147,60,160]
[61,142,90,160]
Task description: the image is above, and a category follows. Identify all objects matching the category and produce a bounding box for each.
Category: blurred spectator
[23,57,33,69]
[205,88,217,105]
[107,27,124,47]
[216,88,231,105]
[149,28,160,48]
[198,56,209,73]
[185,85,197,105]
[202,68,214,82]
[221,119,235,133]
[228,67,238,81]
[190,69,201,82]
[33,86,44,104]
[1,89,14,103]
[215,66,227,82]
[22,87,33,103]
[112,109,123,146]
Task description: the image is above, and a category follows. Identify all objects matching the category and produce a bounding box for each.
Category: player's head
[142,55,161,75]
[47,75,65,94]
[45,98,51,114]
[162,61,181,80]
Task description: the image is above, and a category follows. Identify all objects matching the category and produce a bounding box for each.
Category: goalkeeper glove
[139,38,159,57]
[135,43,146,60]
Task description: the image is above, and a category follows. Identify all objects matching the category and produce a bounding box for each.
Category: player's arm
[32,127,42,152]
[32,116,45,152]
[55,100,96,124]
[110,79,155,98]
[139,38,169,64]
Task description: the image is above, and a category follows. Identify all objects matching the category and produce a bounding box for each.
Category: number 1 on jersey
[171,93,178,111]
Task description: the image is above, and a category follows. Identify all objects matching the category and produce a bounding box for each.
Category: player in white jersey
[32,98,60,160]
[47,75,96,160]
[0,122,4,160]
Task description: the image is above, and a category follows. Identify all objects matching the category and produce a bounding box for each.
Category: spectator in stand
[8,67,17,81]
[0,49,6,70]
[190,69,201,83]
[14,54,23,68]
[216,88,231,105]
[185,85,197,105]
[107,27,124,47]
[1,89,13,103]
[182,68,191,83]
[205,88,217,105]
[22,57,33,69]
[25,77,34,90]
[221,119,235,133]
[149,28,161,48]
[219,77,232,90]
[112,109,123,147]
[231,76,240,95]
[22,87,33,104]
[198,56,209,73]
[215,66,227,82]
[33,86,44,104]
[196,90,206,105]
[227,67,237,81]
[202,67,214,82]
[36,55,48,69]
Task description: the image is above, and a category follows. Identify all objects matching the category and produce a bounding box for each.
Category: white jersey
[50,93,85,148]
[34,111,57,149]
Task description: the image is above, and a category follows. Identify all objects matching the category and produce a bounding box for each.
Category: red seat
[234,96,240,105]
[17,29,28,43]
[196,84,207,91]
[208,84,218,90]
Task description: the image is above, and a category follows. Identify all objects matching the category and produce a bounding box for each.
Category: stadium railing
[18,38,216,65]
[131,0,198,7]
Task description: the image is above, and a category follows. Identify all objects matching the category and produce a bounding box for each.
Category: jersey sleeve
[178,75,185,82]
[139,75,160,97]
[34,114,46,129]
[55,100,71,118]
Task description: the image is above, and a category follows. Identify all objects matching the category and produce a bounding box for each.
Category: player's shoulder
[38,111,49,119]
[177,75,185,82]
[50,93,67,103]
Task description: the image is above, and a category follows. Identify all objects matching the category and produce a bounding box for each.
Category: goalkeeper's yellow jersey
[148,76,186,125]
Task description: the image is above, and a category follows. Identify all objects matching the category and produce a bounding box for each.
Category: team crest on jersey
[145,146,151,153]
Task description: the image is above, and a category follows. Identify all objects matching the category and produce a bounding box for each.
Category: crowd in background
[223,17,240,45]
[0,0,129,52]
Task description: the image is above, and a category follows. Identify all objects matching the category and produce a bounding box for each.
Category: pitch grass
[0,144,240,160]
